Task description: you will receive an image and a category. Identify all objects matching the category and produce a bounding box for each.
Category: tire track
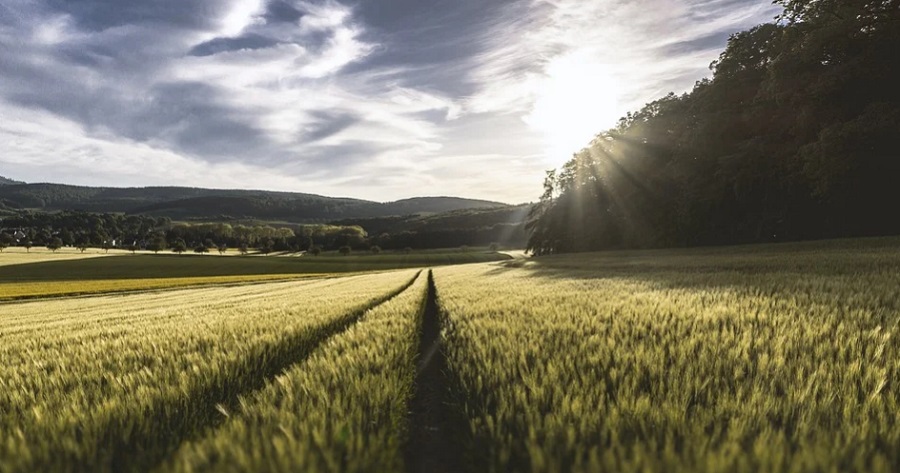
[404,270,462,473]
[79,270,422,473]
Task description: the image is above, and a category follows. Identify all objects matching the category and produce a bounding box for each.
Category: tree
[126,243,138,254]
[370,245,381,255]
[23,240,33,253]
[525,5,900,253]
[75,235,91,253]
[0,233,13,252]
[194,245,209,254]
[489,242,499,252]
[238,243,249,255]
[47,237,63,252]
[260,239,275,255]
[217,243,228,255]
[146,235,167,254]
[338,245,351,256]
[101,240,113,254]
[308,245,322,256]
[172,239,187,254]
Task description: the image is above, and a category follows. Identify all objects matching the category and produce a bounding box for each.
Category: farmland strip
[404,270,463,473]
[434,256,900,472]
[162,270,429,472]
[0,270,418,473]
[113,270,422,472]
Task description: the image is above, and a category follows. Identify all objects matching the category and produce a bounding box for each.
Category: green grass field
[1,237,898,472]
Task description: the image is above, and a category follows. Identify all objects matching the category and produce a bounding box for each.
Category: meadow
[1,237,898,472]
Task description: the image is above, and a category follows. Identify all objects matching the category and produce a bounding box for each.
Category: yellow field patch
[0,273,324,300]
[0,246,121,267]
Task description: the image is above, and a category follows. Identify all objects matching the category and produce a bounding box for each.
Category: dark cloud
[263,0,304,23]
[42,0,225,31]
[300,110,362,143]
[342,0,530,96]
[189,33,281,57]
[131,82,268,159]
[0,48,268,162]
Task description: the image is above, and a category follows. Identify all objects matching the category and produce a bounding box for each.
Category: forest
[0,206,526,253]
[527,0,900,254]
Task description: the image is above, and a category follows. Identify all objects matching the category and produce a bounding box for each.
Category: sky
[0,0,781,203]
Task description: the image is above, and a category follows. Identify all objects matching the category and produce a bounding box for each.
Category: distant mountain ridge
[0,175,24,186]
[0,181,508,222]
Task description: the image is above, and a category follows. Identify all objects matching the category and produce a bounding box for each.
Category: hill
[0,176,24,186]
[0,182,507,222]
[331,204,531,249]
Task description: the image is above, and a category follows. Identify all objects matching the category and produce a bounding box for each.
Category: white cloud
[0,0,781,203]
[463,0,781,167]
[218,0,266,37]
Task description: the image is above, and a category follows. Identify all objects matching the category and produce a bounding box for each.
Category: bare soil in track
[405,271,462,473]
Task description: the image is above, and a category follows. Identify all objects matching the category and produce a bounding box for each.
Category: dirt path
[405,271,462,473]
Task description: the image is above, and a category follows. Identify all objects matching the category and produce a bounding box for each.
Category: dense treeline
[0,211,366,253]
[527,0,900,255]
[331,205,530,250]
[0,207,521,253]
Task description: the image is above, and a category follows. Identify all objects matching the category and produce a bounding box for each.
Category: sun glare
[524,52,622,166]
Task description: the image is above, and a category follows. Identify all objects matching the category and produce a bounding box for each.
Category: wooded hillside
[527,0,900,254]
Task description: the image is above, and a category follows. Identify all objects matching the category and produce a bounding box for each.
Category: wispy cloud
[462,0,782,163]
[0,0,779,203]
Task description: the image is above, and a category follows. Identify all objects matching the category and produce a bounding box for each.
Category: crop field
[1,237,898,472]
[435,237,900,472]
[0,246,117,267]
[0,249,508,300]
[0,270,419,472]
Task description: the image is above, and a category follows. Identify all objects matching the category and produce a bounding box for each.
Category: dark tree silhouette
[147,235,167,254]
[0,233,13,252]
[171,239,187,254]
[47,237,64,252]
[527,3,900,254]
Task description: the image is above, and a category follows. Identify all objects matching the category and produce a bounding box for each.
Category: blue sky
[0,0,780,203]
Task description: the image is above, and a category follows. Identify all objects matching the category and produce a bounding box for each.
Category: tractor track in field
[404,270,463,473]
[73,270,423,473]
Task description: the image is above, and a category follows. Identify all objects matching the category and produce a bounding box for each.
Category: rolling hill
[0,182,509,222]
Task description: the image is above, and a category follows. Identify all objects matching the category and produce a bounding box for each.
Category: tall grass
[436,241,900,472]
[0,270,416,472]
[164,271,429,472]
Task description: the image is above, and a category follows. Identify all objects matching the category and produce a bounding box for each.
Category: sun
[524,52,622,167]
